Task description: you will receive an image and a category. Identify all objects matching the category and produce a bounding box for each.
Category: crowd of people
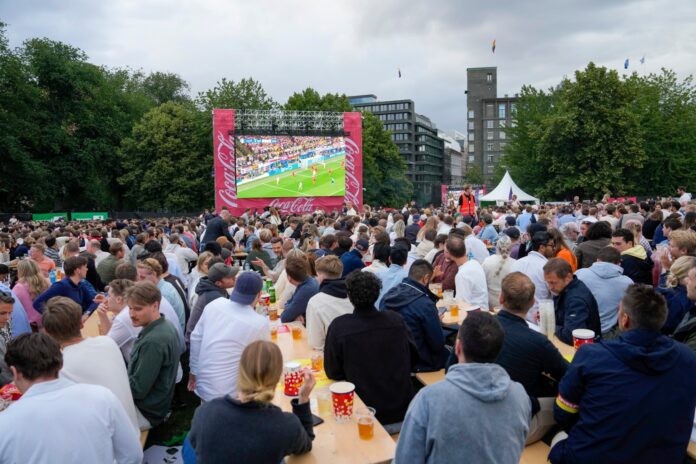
[0,189,695,463]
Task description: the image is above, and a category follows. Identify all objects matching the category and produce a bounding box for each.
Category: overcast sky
[3,0,696,132]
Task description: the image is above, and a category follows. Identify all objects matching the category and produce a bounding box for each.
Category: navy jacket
[495,310,569,414]
[405,223,421,245]
[280,277,319,323]
[551,329,696,464]
[554,277,601,345]
[339,249,365,277]
[201,216,233,245]
[33,278,98,314]
[656,285,694,335]
[620,254,654,285]
[380,278,448,371]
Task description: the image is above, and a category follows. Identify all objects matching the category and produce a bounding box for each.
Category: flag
[624,58,629,69]
[491,39,496,54]
[398,68,401,78]
[640,56,645,64]
[508,187,513,201]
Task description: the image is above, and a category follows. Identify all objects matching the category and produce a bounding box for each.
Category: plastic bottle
[49,270,56,284]
[269,286,276,304]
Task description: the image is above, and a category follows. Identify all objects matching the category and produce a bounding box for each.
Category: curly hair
[345,270,382,310]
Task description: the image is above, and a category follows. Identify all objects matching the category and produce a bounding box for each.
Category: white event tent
[479,171,539,205]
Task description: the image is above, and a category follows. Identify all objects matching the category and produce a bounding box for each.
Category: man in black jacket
[324,271,418,425]
[201,209,234,246]
[495,272,569,444]
[544,258,602,345]
[611,228,653,285]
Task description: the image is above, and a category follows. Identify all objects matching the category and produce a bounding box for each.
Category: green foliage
[118,102,212,211]
[284,88,352,112]
[502,62,696,200]
[361,112,412,206]
[464,165,484,185]
[196,77,277,111]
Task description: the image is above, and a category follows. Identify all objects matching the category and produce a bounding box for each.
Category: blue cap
[230,271,263,306]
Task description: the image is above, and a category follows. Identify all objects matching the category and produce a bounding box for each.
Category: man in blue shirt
[516,206,537,233]
[0,283,30,336]
[375,246,409,309]
[33,256,98,315]
[340,239,368,277]
[280,252,320,323]
[550,284,696,463]
[477,214,499,244]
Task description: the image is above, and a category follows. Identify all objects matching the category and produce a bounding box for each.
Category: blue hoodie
[551,329,696,464]
[575,261,633,333]
[395,363,531,464]
[656,285,694,335]
[380,278,448,371]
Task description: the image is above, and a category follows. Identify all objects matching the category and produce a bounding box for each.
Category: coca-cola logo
[269,198,318,213]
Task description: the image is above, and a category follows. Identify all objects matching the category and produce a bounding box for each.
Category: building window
[499,131,506,140]
[487,131,494,140]
[498,103,506,119]
[510,103,517,114]
[485,104,494,118]
[468,121,474,130]
[487,73,493,83]
[468,132,474,141]
[487,154,494,163]
[418,145,425,152]
[468,155,475,163]
[486,120,494,129]
[499,120,506,128]
[468,143,474,153]
[468,110,474,119]
[487,143,494,151]
[487,165,494,174]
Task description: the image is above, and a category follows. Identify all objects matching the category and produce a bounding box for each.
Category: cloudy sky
[3,0,696,132]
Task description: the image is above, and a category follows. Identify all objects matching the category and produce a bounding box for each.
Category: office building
[466,67,517,184]
[349,95,445,206]
[438,131,464,186]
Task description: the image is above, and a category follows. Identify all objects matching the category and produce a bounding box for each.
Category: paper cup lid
[330,381,355,394]
[284,361,301,372]
[572,329,595,339]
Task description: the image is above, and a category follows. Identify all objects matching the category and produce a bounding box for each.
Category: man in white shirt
[306,256,354,350]
[678,186,692,205]
[510,231,555,322]
[166,234,199,276]
[446,236,489,309]
[42,296,139,433]
[460,225,489,264]
[189,271,270,402]
[0,333,142,463]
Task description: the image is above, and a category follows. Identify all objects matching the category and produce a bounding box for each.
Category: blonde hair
[17,259,49,299]
[393,220,405,238]
[237,340,283,404]
[493,235,513,277]
[137,258,162,277]
[196,251,214,273]
[666,256,696,288]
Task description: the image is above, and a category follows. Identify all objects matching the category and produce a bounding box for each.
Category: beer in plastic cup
[572,329,595,350]
[283,362,303,396]
[449,303,460,318]
[291,323,303,340]
[268,307,278,321]
[330,381,355,422]
[311,352,324,372]
[356,407,376,440]
[316,388,332,416]
[270,323,278,341]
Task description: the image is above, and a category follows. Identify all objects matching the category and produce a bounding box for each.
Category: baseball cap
[355,239,369,252]
[230,271,263,305]
[208,263,239,284]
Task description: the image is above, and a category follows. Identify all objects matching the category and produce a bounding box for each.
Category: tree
[501,63,646,200]
[118,102,212,211]
[463,165,484,185]
[196,77,276,111]
[361,112,412,206]
[284,88,352,112]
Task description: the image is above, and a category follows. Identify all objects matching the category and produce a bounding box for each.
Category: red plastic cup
[572,329,595,350]
[330,381,355,422]
[283,362,303,397]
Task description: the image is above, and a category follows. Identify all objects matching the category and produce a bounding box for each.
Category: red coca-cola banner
[213,110,363,215]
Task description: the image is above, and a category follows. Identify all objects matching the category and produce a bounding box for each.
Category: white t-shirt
[189,298,270,402]
[306,292,354,350]
[454,259,489,309]
[465,235,489,264]
[61,336,139,433]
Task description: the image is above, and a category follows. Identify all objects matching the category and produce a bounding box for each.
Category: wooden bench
[140,431,149,448]
[519,441,550,464]
[687,440,696,460]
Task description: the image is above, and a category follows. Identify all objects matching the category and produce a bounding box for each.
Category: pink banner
[214,110,363,215]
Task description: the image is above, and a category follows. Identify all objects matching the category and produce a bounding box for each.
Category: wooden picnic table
[272,322,396,464]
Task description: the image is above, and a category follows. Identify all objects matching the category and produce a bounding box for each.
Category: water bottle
[49,270,56,284]
[538,300,556,338]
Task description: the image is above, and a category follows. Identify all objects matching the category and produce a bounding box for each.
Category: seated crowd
[0,192,695,463]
